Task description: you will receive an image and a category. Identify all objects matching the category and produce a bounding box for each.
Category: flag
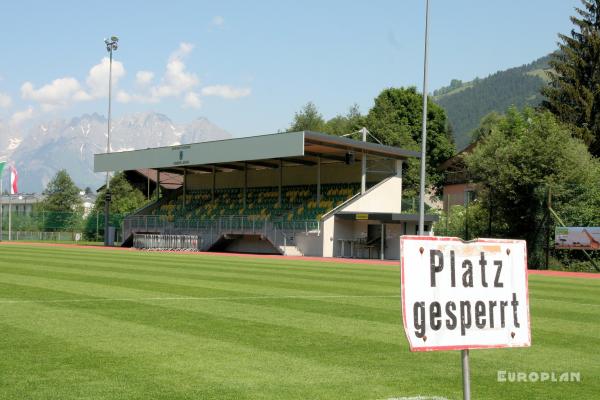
[10,166,18,195]
[0,162,4,196]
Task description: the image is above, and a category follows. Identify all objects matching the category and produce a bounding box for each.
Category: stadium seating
[149,183,360,223]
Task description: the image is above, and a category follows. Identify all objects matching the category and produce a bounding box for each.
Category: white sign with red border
[400,236,531,352]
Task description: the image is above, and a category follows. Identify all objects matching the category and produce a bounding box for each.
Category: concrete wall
[219,235,279,254]
[320,167,407,259]
[321,215,336,258]
[334,219,361,257]
[321,217,370,258]
[385,223,402,260]
[341,176,403,214]
[294,233,323,257]
[320,216,421,260]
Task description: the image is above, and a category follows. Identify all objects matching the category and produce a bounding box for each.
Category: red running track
[1,241,598,279]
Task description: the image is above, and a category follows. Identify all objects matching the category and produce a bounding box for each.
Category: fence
[124,214,319,237]
[401,196,434,214]
[133,234,201,251]
[123,214,308,254]
[0,231,84,242]
[0,210,127,242]
[435,184,600,271]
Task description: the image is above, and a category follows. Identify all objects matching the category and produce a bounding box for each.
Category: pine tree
[542,0,600,156]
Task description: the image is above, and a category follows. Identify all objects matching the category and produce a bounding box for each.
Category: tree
[323,104,365,136]
[85,172,147,240]
[365,87,456,193]
[290,102,366,136]
[435,202,495,240]
[287,90,455,194]
[542,0,600,156]
[435,55,551,150]
[290,102,326,132]
[465,107,600,265]
[470,112,503,142]
[39,170,83,231]
[93,172,147,215]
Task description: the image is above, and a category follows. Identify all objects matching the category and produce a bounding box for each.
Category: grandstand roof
[94,130,419,175]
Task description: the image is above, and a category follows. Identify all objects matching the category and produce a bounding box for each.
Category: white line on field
[385,396,449,400]
[0,294,401,305]
[532,298,600,308]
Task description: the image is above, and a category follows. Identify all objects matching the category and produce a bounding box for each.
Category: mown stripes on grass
[0,244,598,400]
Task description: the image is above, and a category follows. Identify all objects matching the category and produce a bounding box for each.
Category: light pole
[418,0,430,236]
[104,36,118,246]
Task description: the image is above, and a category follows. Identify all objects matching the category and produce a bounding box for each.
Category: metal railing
[444,170,471,185]
[123,214,318,253]
[133,233,201,251]
[401,197,434,214]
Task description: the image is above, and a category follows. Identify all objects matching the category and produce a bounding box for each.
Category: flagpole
[8,165,15,241]
[418,0,430,236]
[8,190,11,241]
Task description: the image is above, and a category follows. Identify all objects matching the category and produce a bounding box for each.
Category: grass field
[0,244,598,400]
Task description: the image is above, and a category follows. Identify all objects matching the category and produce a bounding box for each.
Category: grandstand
[94,130,437,259]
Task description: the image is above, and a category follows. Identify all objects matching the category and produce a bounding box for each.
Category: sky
[0,0,582,137]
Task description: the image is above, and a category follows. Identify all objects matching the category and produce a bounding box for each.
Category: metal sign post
[418,0,430,236]
[461,349,471,400]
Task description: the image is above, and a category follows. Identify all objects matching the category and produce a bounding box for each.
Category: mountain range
[0,112,231,193]
[433,54,552,150]
[1,54,555,192]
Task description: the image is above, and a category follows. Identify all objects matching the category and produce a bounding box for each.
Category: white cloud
[119,43,199,105]
[169,42,194,62]
[201,85,251,99]
[10,106,34,126]
[115,90,131,103]
[32,42,251,110]
[21,78,82,111]
[0,92,11,108]
[19,57,126,111]
[8,137,22,151]
[115,90,159,104]
[135,70,154,86]
[150,43,199,98]
[183,92,202,109]
[211,16,225,27]
[73,90,92,101]
[86,57,126,98]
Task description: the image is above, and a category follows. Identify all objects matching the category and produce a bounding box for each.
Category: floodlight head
[104,36,119,48]
[104,36,119,52]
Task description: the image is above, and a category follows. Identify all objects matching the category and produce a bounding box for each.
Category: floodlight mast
[103,36,118,246]
[418,1,429,237]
